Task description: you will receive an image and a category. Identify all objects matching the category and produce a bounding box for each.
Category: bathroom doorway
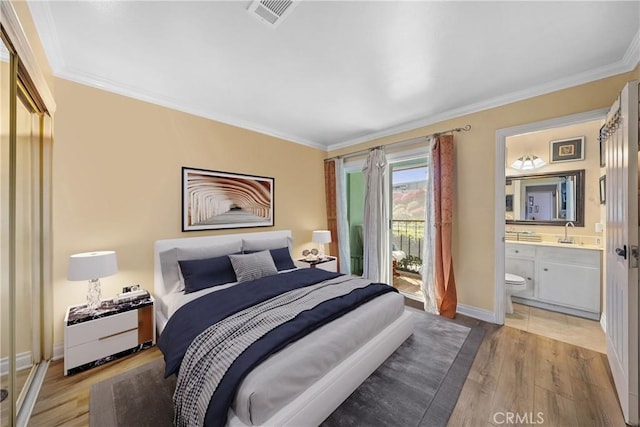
[496,111,607,353]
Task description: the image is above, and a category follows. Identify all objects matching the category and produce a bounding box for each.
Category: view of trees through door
[391,159,427,301]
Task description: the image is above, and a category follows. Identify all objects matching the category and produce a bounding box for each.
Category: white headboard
[153,229,293,299]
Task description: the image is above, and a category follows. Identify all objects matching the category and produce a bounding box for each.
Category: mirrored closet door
[1,24,52,426]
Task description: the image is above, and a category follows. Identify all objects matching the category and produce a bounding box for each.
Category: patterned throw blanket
[172,274,393,427]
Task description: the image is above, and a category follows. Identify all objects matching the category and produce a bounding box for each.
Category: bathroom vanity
[506,241,601,319]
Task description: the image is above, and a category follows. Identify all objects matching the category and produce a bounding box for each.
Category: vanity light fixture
[511,154,546,171]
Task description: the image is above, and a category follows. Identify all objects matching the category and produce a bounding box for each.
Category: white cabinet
[506,243,601,318]
[537,261,600,312]
[64,298,155,375]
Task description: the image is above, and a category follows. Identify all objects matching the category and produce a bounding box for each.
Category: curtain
[335,159,351,274]
[324,161,339,265]
[362,148,389,283]
[422,137,438,313]
[423,135,457,318]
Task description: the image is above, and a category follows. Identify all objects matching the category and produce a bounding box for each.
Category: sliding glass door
[390,158,427,301]
[343,153,428,301]
[346,170,365,276]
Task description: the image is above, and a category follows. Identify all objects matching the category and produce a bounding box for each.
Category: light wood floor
[449,315,626,427]
[29,350,163,426]
[2,366,33,426]
[30,316,626,427]
[393,271,423,300]
[505,302,606,354]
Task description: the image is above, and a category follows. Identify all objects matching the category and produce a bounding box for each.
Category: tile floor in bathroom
[504,303,606,353]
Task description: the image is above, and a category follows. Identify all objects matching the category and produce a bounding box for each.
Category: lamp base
[87,279,102,310]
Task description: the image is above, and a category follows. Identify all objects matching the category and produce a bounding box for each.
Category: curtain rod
[325,124,471,161]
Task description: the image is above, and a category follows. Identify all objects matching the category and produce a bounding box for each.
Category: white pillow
[229,251,278,282]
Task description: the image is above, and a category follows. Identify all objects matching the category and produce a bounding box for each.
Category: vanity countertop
[506,239,603,251]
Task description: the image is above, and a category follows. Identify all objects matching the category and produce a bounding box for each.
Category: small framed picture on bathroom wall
[550,136,585,163]
[599,175,606,204]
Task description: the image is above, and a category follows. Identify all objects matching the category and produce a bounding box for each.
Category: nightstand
[64,296,155,375]
[295,256,338,272]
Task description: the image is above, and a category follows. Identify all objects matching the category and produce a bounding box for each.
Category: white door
[605,80,639,425]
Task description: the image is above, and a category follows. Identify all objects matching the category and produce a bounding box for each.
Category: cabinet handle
[543,268,548,271]
[99,327,137,341]
[527,277,532,280]
[515,250,519,253]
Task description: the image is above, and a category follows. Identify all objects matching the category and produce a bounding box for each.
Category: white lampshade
[312,230,332,244]
[68,251,118,281]
[511,154,545,171]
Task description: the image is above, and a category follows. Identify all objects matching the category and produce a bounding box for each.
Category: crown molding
[25,1,64,72]
[56,67,327,151]
[27,1,639,153]
[328,51,638,152]
[1,1,56,112]
[622,28,640,71]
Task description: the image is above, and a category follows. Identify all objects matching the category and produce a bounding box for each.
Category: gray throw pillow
[229,250,278,282]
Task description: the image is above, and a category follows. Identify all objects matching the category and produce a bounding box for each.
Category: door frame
[342,145,429,287]
[493,108,607,324]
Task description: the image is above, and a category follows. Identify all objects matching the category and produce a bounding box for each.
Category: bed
[154,230,414,426]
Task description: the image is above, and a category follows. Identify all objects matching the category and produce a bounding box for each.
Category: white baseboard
[600,312,606,333]
[0,351,33,376]
[457,303,498,324]
[52,342,64,361]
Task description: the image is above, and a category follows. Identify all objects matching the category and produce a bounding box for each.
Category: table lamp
[68,251,118,310]
[312,230,332,259]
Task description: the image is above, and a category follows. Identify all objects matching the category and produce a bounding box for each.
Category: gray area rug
[90,310,484,427]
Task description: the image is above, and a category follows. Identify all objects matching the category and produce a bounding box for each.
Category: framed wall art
[182,167,274,231]
[550,136,585,163]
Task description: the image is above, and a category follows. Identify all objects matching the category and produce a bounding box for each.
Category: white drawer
[66,310,137,348]
[506,244,535,258]
[66,329,138,368]
[537,246,600,266]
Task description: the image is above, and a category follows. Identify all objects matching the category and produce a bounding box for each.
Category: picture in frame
[599,125,606,167]
[550,136,585,163]
[599,175,606,205]
[505,195,513,212]
[182,167,274,231]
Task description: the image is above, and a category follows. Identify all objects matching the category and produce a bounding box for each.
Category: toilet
[505,273,527,314]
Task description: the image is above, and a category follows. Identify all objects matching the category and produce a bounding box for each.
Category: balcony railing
[392,219,424,273]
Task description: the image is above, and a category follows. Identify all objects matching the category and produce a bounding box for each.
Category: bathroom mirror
[506,169,585,226]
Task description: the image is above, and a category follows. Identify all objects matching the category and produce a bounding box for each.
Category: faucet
[559,222,575,244]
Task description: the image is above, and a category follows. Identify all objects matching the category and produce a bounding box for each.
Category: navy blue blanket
[158,268,397,427]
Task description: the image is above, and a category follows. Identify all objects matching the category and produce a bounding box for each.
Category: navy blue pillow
[178,254,238,294]
[244,247,296,271]
[269,247,297,271]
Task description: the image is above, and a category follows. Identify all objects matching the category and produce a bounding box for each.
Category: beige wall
[51,79,328,347]
[328,69,637,315]
[506,120,603,238]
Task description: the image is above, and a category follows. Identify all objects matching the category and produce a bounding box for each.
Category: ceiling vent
[248,0,299,28]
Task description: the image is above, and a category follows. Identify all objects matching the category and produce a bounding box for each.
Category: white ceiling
[28,1,639,151]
